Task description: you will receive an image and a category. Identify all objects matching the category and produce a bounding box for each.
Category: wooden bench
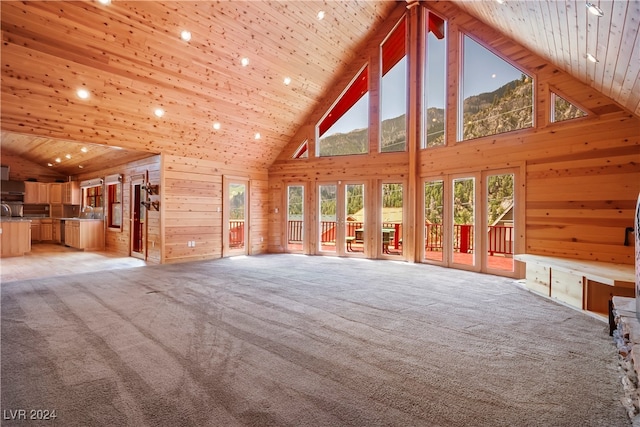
[514,254,635,318]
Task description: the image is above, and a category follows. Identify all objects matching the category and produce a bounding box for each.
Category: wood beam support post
[406,2,423,263]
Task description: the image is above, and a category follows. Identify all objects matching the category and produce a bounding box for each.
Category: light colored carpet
[1,254,629,426]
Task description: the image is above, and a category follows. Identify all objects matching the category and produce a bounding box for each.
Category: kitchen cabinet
[24,182,50,204]
[0,220,31,257]
[65,220,79,248]
[64,219,104,250]
[49,183,63,204]
[52,219,61,244]
[40,219,53,241]
[30,219,41,242]
[63,181,80,205]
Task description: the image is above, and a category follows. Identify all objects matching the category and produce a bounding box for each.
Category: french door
[381,182,404,257]
[423,168,519,277]
[317,182,365,256]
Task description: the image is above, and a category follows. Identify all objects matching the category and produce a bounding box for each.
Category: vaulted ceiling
[1,1,638,177]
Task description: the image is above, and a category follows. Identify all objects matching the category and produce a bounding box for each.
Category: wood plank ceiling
[1,1,638,177]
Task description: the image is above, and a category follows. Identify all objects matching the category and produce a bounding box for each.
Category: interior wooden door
[223,176,249,257]
[130,174,147,260]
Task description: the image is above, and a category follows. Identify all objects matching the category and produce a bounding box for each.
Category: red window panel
[428,12,445,40]
[318,66,368,137]
[382,17,406,77]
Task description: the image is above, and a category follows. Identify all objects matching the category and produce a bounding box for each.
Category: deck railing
[229,220,244,247]
[425,223,514,255]
[286,221,513,255]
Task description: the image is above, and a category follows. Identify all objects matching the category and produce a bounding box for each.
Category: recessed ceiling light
[283,76,292,85]
[154,108,165,117]
[97,0,111,5]
[55,158,62,163]
[586,2,604,17]
[212,122,221,130]
[180,30,192,41]
[586,53,599,63]
[65,154,72,159]
[254,132,261,140]
[78,165,84,169]
[81,147,88,153]
[317,11,325,20]
[76,88,90,99]
[241,57,249,67]
[47,163,53,167]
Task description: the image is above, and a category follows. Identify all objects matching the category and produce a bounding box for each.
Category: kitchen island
[0,218,32,257]
[60,218,104,251]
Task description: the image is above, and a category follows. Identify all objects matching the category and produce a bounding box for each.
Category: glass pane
[460,36,533,141]
[487,174,514,272]
[424,180,444,262]
[551,93,587,122]
[424,15,447,148]
[452,178,474,266]
[318,67,369,157]
[345,184,365,253]
[382,183,403,255]
[229,183,245,249]
[381,57,407,153]
[318,96,369,156]
[287,185,304,251]
[319,185,337,253]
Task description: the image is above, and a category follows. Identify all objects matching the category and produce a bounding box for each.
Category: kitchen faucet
[1,203,12,217]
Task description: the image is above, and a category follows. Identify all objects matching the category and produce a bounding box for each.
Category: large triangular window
[551,92,587,123]
[316,65,369,157]
[380,16,407,153]
[459,35,533,141]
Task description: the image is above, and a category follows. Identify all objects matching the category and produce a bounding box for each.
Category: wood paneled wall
[76,156,162,263]
[268,2,640,268]
[0,150,66,182]
[162,154,269,264]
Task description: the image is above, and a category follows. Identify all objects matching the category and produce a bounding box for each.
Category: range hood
[0,180,26,195]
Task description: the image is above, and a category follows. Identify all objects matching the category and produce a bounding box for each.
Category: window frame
[316,64,370,157]
[458,33,535,142]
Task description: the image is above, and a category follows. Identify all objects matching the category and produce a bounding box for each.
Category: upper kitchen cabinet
[24,182,49,204]
[63,181,80,205]
[49,183,62,204]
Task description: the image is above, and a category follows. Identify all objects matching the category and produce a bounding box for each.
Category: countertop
[58,217,104,221]
[1,217,104,222]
